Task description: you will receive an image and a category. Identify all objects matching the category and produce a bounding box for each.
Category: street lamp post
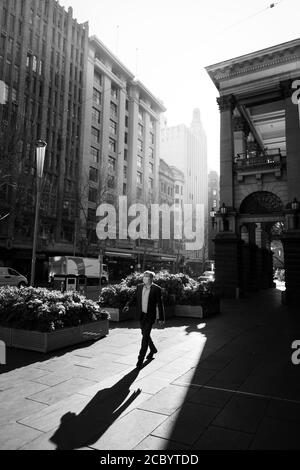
[291,197,299,229]
[210,207,216,229]
[220,202,229,231]
[30,140,47,286]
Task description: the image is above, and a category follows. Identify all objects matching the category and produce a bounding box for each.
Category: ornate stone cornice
[280,79,294,99]
[206,39,300,90]
[217,95,236,112]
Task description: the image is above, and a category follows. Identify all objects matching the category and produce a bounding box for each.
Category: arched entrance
[213,191,287,297]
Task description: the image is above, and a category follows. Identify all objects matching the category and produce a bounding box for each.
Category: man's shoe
[136,360,143,368]
[146,349,157,360]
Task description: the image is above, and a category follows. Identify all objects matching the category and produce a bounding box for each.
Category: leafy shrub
[0,286,109,332]
[110,270,214,306]
[99,284,136,310]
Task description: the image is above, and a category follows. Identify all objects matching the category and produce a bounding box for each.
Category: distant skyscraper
[160,109,208,270]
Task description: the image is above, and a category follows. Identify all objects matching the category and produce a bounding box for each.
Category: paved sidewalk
[1,288,300,450]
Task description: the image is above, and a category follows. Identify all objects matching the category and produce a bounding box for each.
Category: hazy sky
[60,0,300,172]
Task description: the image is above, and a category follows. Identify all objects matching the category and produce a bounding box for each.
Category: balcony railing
[234,149,286,169]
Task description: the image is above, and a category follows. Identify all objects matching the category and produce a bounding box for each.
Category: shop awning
[105,251,135,258]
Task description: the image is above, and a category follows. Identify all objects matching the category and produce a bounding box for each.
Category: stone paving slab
[27,377,98,405]
[192,425,253,450]
[89,409,167,450]
[151,402,220,446]
[211,394,270,434]
[172,367,217,387]
[137,384,197,416]
[0,422,44,450]
[186,386,233,409]
[0,397,49,426]
[18,393,92,432]
[0,380,49,398]
[265,398,300,423]
[134,434,190,451]
[250,417,300,449]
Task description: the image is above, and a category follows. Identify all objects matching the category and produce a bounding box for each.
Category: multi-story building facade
[208,170,219,259]
[160,109,208,274]
[206,38,300,304]
[158,159,185,271]
[81,36,166,279]
[0,0,88,280]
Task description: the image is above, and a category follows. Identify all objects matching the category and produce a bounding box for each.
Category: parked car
[0,267,28,287]
[198,270,215,284]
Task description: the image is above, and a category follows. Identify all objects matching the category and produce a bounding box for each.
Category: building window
[138,109,143,121]
[92,107,101,124]
[89,166,98,182]
[137,156,143,169]
[123,166,127,179]
[123,183,127,195]
[137,187,142,199]
[150,132,154,144]
[175,198,180,204]
[94,71,102,87]
[93,88,101,105]
[137,171,142,184]
[181,187,183,195]
[110,119,117,135]
[175,185,179,194]
[108,156,116,172]
[88,187,97,203]
[108,175,115,188]
[111,86,118,99]
[138,123,143,137]
[91,147,99,163]
[138,139,143,153]
[150,119,154,132]
[125,115,128,127]
[91,127,100,144]
[109,138,116,153]
[149,177,153,190]
[124,148,128,161]
[124,132,128,144]
[110,101,117,116]
[149,147,154,159]
[149,162,153,174]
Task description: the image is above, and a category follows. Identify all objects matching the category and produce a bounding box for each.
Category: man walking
[133,271,165,368]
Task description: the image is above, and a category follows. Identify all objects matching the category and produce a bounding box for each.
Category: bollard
[0,340,6,365]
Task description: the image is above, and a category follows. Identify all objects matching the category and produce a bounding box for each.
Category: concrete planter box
[174,298,220,318]
[0,326,12,346]
[174,305,205,318]
[0,320,109,353]
[105,307,134,322]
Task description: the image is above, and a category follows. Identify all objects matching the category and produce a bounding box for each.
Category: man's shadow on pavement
[49,368,141,450]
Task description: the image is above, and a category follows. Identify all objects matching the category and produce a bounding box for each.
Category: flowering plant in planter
[0,286,109,333]
[99,284,136,311]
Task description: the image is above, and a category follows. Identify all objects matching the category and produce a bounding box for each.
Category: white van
[0,267,28,288]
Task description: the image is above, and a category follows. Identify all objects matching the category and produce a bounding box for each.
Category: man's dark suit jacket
[136,283,165,322]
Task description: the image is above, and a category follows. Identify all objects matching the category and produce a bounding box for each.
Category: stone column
[281,231,300,310]
[281,80,300,201]
[217,95,235,208]
[233,116,248,156]
[213,233,242,298]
